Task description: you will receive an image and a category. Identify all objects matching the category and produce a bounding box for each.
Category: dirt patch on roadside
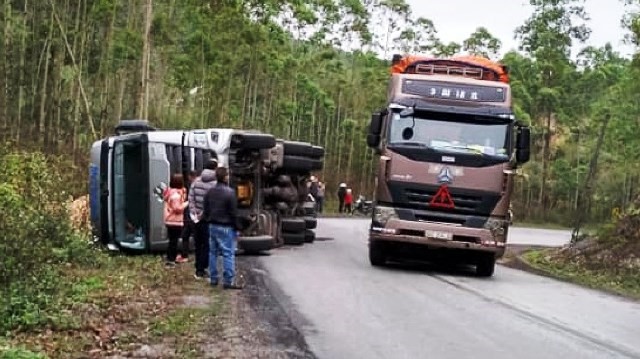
[105,256,316,359]
[4,254,316,359]
[214,258,316,359]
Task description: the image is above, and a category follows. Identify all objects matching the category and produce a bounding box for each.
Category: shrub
[0,151,94,333]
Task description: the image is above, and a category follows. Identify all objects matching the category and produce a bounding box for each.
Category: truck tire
[475,255,496,277]
[282,155,313,172]
[238,235,274,255]
[302,202,317,217]
[310,158,323,171]
[283,141,314,157]
[281,217,306,233]
[283,231,305,246]
[304,216,317,229]
[310,146,325,158]
[369,241,387,267]
[231,133,276,150]
[304,229,315,243]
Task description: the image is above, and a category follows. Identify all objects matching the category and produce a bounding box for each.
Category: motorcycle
[351,195,373,216]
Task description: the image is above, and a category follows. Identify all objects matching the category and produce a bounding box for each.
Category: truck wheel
[281,217,306,233]
[283,231,305,246]
[302,202,317,217]
[304,229,315,243]
[283,141,314,157]
[310,146,325,158]
[231,133,276,150]
[282,155,313,172]
[369,241,387,267]
[475,255,496,277]
[310,158,323,171]
[304,216,317,229]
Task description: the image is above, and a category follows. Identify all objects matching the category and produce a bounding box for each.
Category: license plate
[425,230,453,240]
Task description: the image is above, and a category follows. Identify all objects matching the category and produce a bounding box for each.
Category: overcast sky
[405,0,634,58]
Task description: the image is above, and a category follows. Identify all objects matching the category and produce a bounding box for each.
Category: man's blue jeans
[208,224,236,285]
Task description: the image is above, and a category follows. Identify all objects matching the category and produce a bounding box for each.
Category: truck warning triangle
[430,185,455,209]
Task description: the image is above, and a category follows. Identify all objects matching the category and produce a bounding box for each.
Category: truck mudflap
[237,235,275,254]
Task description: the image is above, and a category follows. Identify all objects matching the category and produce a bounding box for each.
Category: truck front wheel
[475,254,496,277]
[369,240,387,267]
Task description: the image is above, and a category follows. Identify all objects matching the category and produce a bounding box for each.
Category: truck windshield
[388,113,510,158]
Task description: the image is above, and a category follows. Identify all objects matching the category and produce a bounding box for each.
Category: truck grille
[385,181,501,218]
[404,187,483,214]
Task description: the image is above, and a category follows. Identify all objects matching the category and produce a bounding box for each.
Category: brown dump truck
[366,55,531,276]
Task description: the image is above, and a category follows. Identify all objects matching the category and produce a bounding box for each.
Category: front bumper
[370,219,506,257]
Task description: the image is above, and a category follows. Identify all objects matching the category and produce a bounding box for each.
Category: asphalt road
[254,218,640,359]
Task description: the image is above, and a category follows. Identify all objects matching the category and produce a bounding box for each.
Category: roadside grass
[1,251,225,359]
[521,248,640,301]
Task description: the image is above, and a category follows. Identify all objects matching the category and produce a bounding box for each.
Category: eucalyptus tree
[514,0,591,218]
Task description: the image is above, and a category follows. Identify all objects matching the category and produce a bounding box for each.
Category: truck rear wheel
[281,217,306,232]
[304,229,315,243]
[303,216,317,229]
[283,232,305,246]
[310,146,325,158]
[310,158,323,171]
[369,240,387,267]
[283,141,314,157]
[475,254,496,277]
[282,155,313,172]
[231,133,276,150]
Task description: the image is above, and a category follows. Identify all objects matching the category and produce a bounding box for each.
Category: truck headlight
[373,206,398,227]
[484,218,506,237]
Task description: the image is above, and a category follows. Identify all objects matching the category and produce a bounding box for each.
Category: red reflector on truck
[430,185,455,209]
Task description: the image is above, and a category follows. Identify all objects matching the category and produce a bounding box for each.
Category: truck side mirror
[515,126,530,164]
[369,112,383,136]
[366,134,381,148]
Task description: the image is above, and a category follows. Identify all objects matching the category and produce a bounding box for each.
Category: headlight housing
[372,206,398,227]
[484,218,507,238]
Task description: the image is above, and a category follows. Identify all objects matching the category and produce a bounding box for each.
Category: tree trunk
[15,0,27,144]
[539,111,552,219]
[571,114,611,241]
[38,12,54,146]
[0,0,9,140]
[136,0,152,119]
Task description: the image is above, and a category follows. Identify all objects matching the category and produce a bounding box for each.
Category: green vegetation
[0,149,224,357]
[522,248,640,301]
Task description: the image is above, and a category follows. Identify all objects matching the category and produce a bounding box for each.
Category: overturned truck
[89,120,325,254]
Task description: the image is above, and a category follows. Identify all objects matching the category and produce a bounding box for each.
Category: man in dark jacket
[337,183,347,213]
[202,167,242,290]
[188,159,218,279]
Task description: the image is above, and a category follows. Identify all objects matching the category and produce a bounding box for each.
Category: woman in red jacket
[344,188,353,214]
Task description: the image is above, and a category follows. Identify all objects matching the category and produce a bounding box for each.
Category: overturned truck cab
[89,121,326,254]
[366,55,531,277]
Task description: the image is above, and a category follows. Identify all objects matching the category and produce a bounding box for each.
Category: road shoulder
[500,245,640,302]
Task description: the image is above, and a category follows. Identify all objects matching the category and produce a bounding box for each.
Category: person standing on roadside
[202,167,243,290]
[163,174,189,267]
[188,159,218,279]
[344,188,353,214]
[337,183,347,213]
[316,181,325,213]
[177,170,199,263]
